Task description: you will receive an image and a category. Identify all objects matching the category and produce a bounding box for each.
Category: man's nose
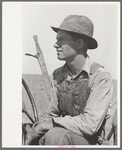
[53,43,60,49]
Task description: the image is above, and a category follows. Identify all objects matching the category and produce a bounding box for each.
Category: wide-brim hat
[51,15,98,49]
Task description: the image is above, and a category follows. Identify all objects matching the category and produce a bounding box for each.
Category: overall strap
[90,62,104,75]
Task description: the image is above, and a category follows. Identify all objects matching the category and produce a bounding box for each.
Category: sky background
[22,2,120,80]
[2,2,120,147]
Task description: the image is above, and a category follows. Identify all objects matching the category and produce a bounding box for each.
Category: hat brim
[51,26,98,49]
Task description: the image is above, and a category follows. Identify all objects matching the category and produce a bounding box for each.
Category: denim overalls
[54,62,102,117]
[53,62,106,143]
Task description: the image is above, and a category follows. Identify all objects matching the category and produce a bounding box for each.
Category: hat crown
[59,15,94,37]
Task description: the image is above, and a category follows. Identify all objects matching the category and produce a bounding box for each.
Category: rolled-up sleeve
[53,71,113,137]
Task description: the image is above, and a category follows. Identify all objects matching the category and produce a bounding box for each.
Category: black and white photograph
[2,2,120,148]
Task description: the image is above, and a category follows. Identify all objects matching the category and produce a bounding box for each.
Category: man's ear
[77,39,84,50]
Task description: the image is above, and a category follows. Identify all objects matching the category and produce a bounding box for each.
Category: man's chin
[57,57,65,61]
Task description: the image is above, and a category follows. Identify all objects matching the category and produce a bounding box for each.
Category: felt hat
[51,15,98,49]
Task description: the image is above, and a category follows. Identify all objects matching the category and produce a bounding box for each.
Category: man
[25,15,113,145]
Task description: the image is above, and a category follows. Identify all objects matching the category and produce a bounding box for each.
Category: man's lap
[39,127,96,145]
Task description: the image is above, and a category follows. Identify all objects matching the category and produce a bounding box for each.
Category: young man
[25,15,113,145]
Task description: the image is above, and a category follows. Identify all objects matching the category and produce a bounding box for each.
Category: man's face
[54,30,79,61]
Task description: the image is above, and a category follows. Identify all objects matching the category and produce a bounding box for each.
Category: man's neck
[66,54,87,75]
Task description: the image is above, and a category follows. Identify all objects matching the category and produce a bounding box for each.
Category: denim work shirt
[36,57,113,137]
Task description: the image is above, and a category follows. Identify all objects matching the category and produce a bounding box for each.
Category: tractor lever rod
[25,35,52,101]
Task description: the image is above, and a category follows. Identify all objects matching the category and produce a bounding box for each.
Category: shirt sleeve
[53,71,113,137]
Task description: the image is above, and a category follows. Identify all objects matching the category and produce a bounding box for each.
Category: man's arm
[52,71,113,137]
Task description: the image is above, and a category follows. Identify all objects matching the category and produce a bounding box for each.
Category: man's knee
[39,127,68,145]
[39,127,92,145]
[64,132,91,145]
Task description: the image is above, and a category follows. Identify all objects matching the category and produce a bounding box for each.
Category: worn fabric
[29,56,113,145]
[41,57,113,134]
[39,127,96,145]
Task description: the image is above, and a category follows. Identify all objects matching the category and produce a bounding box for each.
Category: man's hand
[25,119,53,145]
[25,131,44,145]
[34,119,53,133]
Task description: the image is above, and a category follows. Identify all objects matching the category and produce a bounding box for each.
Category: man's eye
[59,38,65,42]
